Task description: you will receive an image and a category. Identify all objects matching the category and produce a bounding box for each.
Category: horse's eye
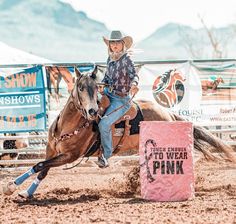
[78,85,84,92]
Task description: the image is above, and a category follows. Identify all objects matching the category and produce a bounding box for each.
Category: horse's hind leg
[17,153,75,198]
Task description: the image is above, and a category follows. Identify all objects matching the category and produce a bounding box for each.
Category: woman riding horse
[201,76,224,91]
[96,30,139,168]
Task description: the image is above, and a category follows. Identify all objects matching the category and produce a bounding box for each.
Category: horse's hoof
[3,182,17,195]
[18,190,31,199]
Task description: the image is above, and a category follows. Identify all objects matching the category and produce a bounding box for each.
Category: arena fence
[0,129,235,167]
[0,59,236,168]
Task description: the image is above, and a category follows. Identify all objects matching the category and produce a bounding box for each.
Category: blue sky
[61,0,236,41]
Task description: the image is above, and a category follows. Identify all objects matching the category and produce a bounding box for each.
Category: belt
[112,90,129,97]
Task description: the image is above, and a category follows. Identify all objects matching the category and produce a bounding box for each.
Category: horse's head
[170,69,186,82]
[72,66,99,120]
[153,69,185,93]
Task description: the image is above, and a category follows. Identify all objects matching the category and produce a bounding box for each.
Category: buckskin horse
[3,67,236,198]
[46,66,75,102]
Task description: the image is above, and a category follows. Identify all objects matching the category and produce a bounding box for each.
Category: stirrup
[95,154,109,168]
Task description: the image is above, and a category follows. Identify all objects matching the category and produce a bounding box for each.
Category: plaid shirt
[102,53,139,94]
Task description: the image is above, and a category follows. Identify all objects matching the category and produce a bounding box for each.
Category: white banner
[136,61,236,126]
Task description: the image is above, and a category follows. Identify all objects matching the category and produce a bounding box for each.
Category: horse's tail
[172,114,236,163]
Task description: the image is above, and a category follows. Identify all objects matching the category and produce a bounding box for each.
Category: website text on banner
[136,61,236,126]
[0,66,46,133]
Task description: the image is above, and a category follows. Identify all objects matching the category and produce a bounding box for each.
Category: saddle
[98,94,143,136]
[113,102,139,136]
[85,95,143,157]
[112,102,143,152]
[100,94,143,151]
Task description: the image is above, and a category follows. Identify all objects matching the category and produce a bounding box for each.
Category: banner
[137,61,236,126]
[190,61,236,125]
[0,66,46,133]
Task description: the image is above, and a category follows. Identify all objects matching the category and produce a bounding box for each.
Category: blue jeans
[98,88,131,159]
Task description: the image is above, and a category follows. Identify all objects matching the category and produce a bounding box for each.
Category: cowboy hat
[103,30,133,49]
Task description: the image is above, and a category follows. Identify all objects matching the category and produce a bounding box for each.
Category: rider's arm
[101,57,112,85]
[126,55,139,86]
[101,73,110,85]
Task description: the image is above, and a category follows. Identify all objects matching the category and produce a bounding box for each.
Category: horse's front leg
[3,153,75,198]
[18,168,50,198]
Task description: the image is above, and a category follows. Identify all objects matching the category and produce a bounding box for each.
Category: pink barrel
[139,121,194,201]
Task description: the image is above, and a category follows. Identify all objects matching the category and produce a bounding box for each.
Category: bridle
[53,76,96,146]
[99,92,136,119]
[70,76,88,119]
[53,75,99,169]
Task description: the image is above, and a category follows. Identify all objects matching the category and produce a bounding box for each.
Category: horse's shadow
[123,197,150,204]
[12,188,145,206]
[14,195,151,207]
[13,189,100,207]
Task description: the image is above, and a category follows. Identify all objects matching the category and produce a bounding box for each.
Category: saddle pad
[139,121,194,201]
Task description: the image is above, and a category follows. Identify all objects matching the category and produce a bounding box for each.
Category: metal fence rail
[0,155,139,168]
[0,128,235,168]
[0,135,47,140]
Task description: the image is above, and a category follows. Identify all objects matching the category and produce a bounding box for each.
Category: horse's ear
[75,67,82,78]
[90,65,98,80]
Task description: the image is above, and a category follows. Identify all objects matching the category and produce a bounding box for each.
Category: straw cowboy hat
[103,30,133,49]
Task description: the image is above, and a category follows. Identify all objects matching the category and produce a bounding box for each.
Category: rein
[70,78,87,119]
[99,93,136,120]
[53,78,90,145]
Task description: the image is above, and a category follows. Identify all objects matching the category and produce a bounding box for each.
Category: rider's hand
[98,84,105,95]
[130,83,139,96]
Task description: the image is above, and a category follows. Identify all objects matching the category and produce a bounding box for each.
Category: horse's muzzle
[88,108,98,118]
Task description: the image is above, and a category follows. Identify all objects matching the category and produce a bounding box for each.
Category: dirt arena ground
[0,157,236,224]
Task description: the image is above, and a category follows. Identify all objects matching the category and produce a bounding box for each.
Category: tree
[198,14,223,58]
[179,15,234,59]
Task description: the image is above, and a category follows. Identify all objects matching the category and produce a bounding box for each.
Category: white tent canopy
[0,41,51,65]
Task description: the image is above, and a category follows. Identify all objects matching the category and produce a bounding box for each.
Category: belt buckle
[108,86,113,93]
[116,91,126,97]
